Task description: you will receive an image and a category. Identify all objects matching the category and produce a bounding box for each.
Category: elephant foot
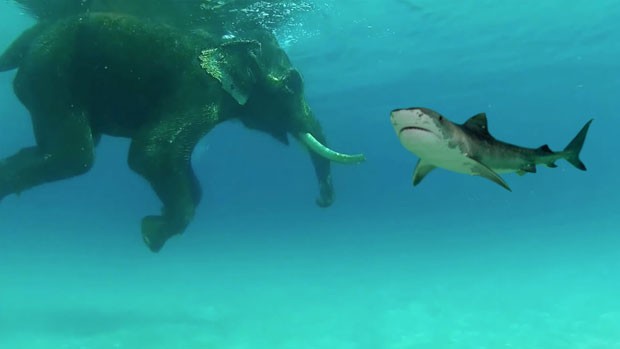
[316,192,333,208]
[316,177,334,208]
[141,215,180,253]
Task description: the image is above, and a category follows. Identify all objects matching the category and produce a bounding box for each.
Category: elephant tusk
[299,133,365,164]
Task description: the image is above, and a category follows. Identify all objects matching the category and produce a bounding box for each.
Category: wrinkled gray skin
[0,12,355,252]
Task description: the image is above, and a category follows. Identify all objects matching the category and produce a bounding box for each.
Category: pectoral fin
[412,159,436,186]
[469,158,512,191]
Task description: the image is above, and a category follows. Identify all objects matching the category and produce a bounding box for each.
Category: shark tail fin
[563,119,593,171]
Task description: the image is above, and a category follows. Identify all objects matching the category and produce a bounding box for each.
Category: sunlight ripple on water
[201,0,326,47]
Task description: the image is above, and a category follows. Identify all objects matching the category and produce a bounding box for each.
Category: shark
[390,107,593,191]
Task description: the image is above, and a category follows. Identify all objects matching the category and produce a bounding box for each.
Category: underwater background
[1,0,619,348]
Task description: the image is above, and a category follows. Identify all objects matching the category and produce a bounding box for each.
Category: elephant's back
[52,13,210,88]
[15,12,218,136]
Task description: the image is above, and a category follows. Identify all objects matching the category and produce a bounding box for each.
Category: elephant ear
[199,40,262,105]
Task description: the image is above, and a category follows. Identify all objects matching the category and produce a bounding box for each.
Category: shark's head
[390,107,456,157]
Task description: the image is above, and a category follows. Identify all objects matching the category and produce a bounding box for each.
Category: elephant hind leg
[0,110,96,200]
[128,108,218,252]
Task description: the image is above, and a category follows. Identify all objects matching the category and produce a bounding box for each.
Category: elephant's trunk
[298,133,365,164]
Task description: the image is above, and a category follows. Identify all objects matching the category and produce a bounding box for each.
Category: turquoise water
[1,1,619,348]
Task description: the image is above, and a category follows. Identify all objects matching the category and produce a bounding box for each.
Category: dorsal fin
[537,144,553,154]
[463,113,491,137]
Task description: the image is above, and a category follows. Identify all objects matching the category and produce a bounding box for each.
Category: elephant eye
[285,69,303,95]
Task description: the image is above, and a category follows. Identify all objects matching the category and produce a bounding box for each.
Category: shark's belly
[424,148,527,175]
[400,132,526,175]
[421,147,479,175]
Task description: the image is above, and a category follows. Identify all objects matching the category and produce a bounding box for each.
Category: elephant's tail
[14,0,92,21]
[0,22,47,72]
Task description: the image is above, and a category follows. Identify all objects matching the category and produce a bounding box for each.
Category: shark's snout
[391,108,431,134]
[391,108,428,123]
[391,107,423,114]
[390,110,403,131]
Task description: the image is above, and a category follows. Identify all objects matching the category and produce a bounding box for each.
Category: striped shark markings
[391,107,592,191]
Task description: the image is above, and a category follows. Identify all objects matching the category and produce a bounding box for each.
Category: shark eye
[438,115,444,122]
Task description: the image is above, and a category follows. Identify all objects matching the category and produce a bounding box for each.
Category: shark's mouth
[399,126,432,135]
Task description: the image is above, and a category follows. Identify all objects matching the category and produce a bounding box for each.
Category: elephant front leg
[0,111,95,201]
[127,109,217,252]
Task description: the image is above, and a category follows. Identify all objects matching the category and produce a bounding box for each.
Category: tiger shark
[390,107,593,191]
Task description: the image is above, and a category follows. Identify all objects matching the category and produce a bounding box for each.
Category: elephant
[0,10,365,252]
[12,0,299,37]
[13,0,216,31]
